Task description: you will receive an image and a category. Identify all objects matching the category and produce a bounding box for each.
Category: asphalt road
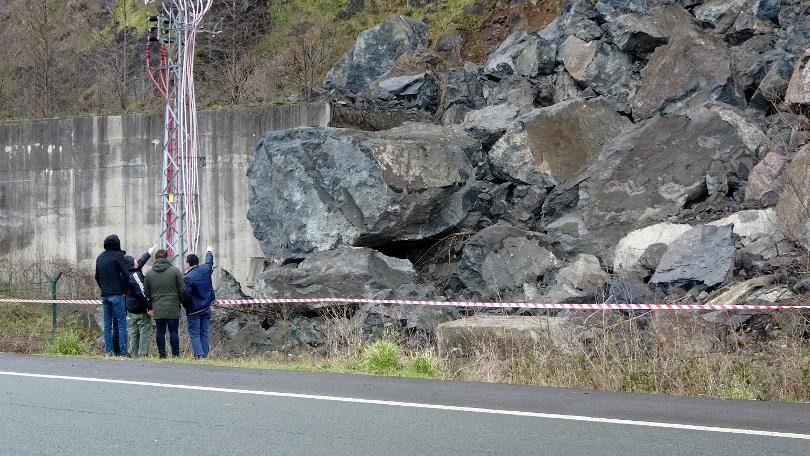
[0,354,807,455]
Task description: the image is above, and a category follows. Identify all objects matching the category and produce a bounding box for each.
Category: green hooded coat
[144,259,185,320]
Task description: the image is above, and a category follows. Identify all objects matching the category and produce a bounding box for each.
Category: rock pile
[230,1,810,354]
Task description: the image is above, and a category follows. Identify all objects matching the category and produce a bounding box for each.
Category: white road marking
[1,370,808,440]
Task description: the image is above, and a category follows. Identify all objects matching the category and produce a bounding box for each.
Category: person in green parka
[144,249,186,358]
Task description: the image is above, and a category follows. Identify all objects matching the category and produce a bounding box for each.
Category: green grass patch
[362,339,402,374]
[46,330,92,356]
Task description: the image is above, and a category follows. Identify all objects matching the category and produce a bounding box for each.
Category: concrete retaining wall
[0,103,331,290]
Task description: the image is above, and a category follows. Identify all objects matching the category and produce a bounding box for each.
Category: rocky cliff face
[239,0,810,351]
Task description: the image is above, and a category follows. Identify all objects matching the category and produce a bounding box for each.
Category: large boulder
[324,16,428,94]
[488,98,631,187]
[544,102,762,254]
[776,144,810,250]
[247,124,482,260]
[449,224,561,300]
[632,27,733,119]
[650,224,735,290]
[255,247,417,308]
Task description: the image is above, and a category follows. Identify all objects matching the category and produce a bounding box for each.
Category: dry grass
[444,312,810,401]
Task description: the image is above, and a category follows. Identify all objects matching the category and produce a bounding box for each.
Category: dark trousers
[154,318,180,358]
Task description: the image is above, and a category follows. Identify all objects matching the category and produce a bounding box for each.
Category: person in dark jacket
[184,246,215,359]
[144,249,185,358]
[124,243,158,357]
[95,234,130,357]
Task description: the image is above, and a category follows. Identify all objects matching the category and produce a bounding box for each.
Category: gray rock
[324,16,428,94]
[650,224,735,289]
[439,65,484,112]
[216,268,249,300]
[542,254,610,303]
[632,27,732,119]
[560,0,604,41]
[483,75,538,108]
[228,319,297,354]
[645,5,699,38]
[613,222,693,271]
[694,0,744,33]
[360,298,459,342]
[726,11,775,45]
[753,0,781,23]
[488,98,631,187]
[608,274,657,304]
[638,242,668,273]
[745,150,788,203]
[709,209,788,259]
[556,102,760,253]
[785,48,810,110]
[749,57,794,112]
[290,316,324,346]
[776,144,810,251]
[449,224,560,300]
[779,0,810,34]
[435,33,464,62]
[793,277,810,294]
[553,71,584,103]
[605,13,669,57]
[440,104,472,125]
[462,103,521,147]
[247,124,481,259]
[485,30,557,78]
[559,37,637,111]
[438,316,586,358]
[375,72,438,110]
[255,247,417,312]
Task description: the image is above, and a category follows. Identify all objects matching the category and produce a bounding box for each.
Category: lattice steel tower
[145,1,213,267]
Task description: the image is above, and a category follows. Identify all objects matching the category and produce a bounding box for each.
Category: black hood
[123,255,135,271]
[103,235,121,251]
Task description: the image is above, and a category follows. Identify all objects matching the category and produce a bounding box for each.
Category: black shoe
[159,354,167,359]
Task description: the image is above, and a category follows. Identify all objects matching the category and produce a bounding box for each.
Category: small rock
[651,224,735,290]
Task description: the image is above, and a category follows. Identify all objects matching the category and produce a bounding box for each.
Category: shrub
[362,340,401,374]
[409,354,439,377]
[46,330,92,356]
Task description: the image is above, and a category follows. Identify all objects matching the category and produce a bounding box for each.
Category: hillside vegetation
[0,0,558,120]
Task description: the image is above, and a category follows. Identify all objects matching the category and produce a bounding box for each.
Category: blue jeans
[102,295,128,355]
[154,318,180,358]
[187,307,211,358]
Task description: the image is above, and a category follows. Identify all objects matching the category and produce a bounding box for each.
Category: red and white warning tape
[0,297,808,311]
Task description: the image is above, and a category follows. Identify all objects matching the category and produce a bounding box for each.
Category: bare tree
[82,0,145,113]
[279,22,340,99]
[196,0,270,106]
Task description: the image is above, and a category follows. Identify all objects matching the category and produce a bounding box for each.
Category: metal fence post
[46,272,62,336]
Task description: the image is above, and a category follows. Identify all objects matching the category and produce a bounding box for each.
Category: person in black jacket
[184,246,215,359]
[124,243,158,357]
[95,234,131,357]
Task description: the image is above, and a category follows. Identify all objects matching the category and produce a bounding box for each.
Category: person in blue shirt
[184,246,215,359]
